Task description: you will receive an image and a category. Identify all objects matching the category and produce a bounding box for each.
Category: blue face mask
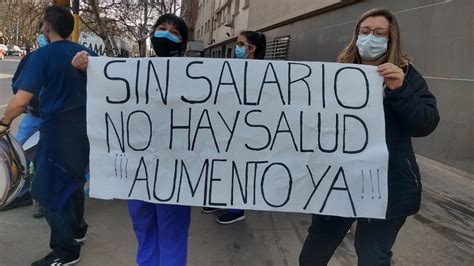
[153,31,182,43]
[356,33,388,60]
[235,46,247,59]
[37,34,49,48]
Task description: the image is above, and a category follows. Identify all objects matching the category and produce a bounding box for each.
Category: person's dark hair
[38,22,43,32]
[240,31,266,59]
[152,13,189,54]
[43,5,74,38]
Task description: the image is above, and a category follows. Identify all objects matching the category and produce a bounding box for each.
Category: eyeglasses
[236,41,254,48]
[358,27,389,38]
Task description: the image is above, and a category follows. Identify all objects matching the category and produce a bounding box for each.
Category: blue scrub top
[12,53,41,117]
[13,40,96,120]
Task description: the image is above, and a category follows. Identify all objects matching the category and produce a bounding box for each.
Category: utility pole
[52,0,70,7]
[72,0,80,42]
[15,18,19,44]
[143,0,148,56]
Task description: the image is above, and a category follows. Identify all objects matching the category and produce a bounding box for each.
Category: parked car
[0,44,7,55]
[6,45,21,56]
[20,47,27,57]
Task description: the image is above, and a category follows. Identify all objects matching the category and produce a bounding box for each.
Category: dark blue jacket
[383,64,439,218]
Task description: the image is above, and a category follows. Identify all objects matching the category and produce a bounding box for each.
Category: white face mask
[356,34,388,60]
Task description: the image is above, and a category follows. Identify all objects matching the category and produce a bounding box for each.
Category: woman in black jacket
[299,8,439,266]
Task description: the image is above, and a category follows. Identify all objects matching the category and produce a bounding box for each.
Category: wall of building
[194,0,249,58]
[193,0,474,173]
[247,0,345,31]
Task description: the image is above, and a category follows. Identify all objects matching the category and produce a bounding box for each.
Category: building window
[234,0,240,14]
[243,0,250,9]
[265,35,291,60]
[217,13,221,27]
[227,47,233,58]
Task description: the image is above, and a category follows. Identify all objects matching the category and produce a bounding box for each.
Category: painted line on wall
[393,0,453,14]
[300,0,454,34]
[424,76,474,82]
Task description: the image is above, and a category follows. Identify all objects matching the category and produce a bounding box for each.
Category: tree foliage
[1,1,49,47]
[80,0,181,57]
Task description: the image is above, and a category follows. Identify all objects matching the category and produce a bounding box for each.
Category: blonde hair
[337,8,411,67]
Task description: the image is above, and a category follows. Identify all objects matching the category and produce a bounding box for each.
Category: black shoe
[75,233,87,244]
[201,207,219,214]
[217,211,246,225]
[31,251,80,266]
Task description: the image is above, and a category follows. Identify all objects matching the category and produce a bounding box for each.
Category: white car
[6,45,21,56]
[0,44,7,59]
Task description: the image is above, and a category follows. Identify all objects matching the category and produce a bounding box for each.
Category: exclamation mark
[114,154,118,178]
[370,169,374,199]
[377,169,381,199]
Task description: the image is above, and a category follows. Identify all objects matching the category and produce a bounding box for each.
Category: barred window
[265,35,290,60]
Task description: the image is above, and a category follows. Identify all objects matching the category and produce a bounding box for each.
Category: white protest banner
[87,57,388,218]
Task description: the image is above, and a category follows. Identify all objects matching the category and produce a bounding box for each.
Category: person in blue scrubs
[72,14,191,266]
[202,31,267,225]
[0,6,95,265]
[4,28,50,218]
[12,32,47,145]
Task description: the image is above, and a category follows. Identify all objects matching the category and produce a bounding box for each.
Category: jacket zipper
[406,159,419,188]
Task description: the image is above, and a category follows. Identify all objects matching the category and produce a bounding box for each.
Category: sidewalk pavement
[0,155,473,266]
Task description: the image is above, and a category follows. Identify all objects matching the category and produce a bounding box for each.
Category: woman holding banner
[299,8,439,266]
[72,14,191,266]
[201,30,267,225]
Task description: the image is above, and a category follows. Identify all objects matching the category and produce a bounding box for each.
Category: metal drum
[0,134,28,208]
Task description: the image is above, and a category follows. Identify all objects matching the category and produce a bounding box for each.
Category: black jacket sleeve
[384,65,440,137]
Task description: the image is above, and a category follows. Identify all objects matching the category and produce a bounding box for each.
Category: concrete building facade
[193,0,473,174]
[194,0,250,58]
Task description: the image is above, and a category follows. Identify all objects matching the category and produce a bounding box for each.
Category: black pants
[299,215,406,266]
[45,186,88,257]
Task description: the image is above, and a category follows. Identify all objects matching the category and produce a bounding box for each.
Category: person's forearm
[1,94,30,125]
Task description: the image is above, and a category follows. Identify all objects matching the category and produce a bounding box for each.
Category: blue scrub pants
[128,201,191,266]
[15,113,42,199]
[16,113,42,145]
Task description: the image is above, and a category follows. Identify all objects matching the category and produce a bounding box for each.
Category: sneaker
[32,200,45,218]
[201,207,219,214]
[217,211,246,225]
[75,235,86,244]
[31,251,80,266]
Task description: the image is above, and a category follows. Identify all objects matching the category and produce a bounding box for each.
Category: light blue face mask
[153,31,182,43]
[356,33,388,60]
[37,34,49,48]
[235,46,247,59]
